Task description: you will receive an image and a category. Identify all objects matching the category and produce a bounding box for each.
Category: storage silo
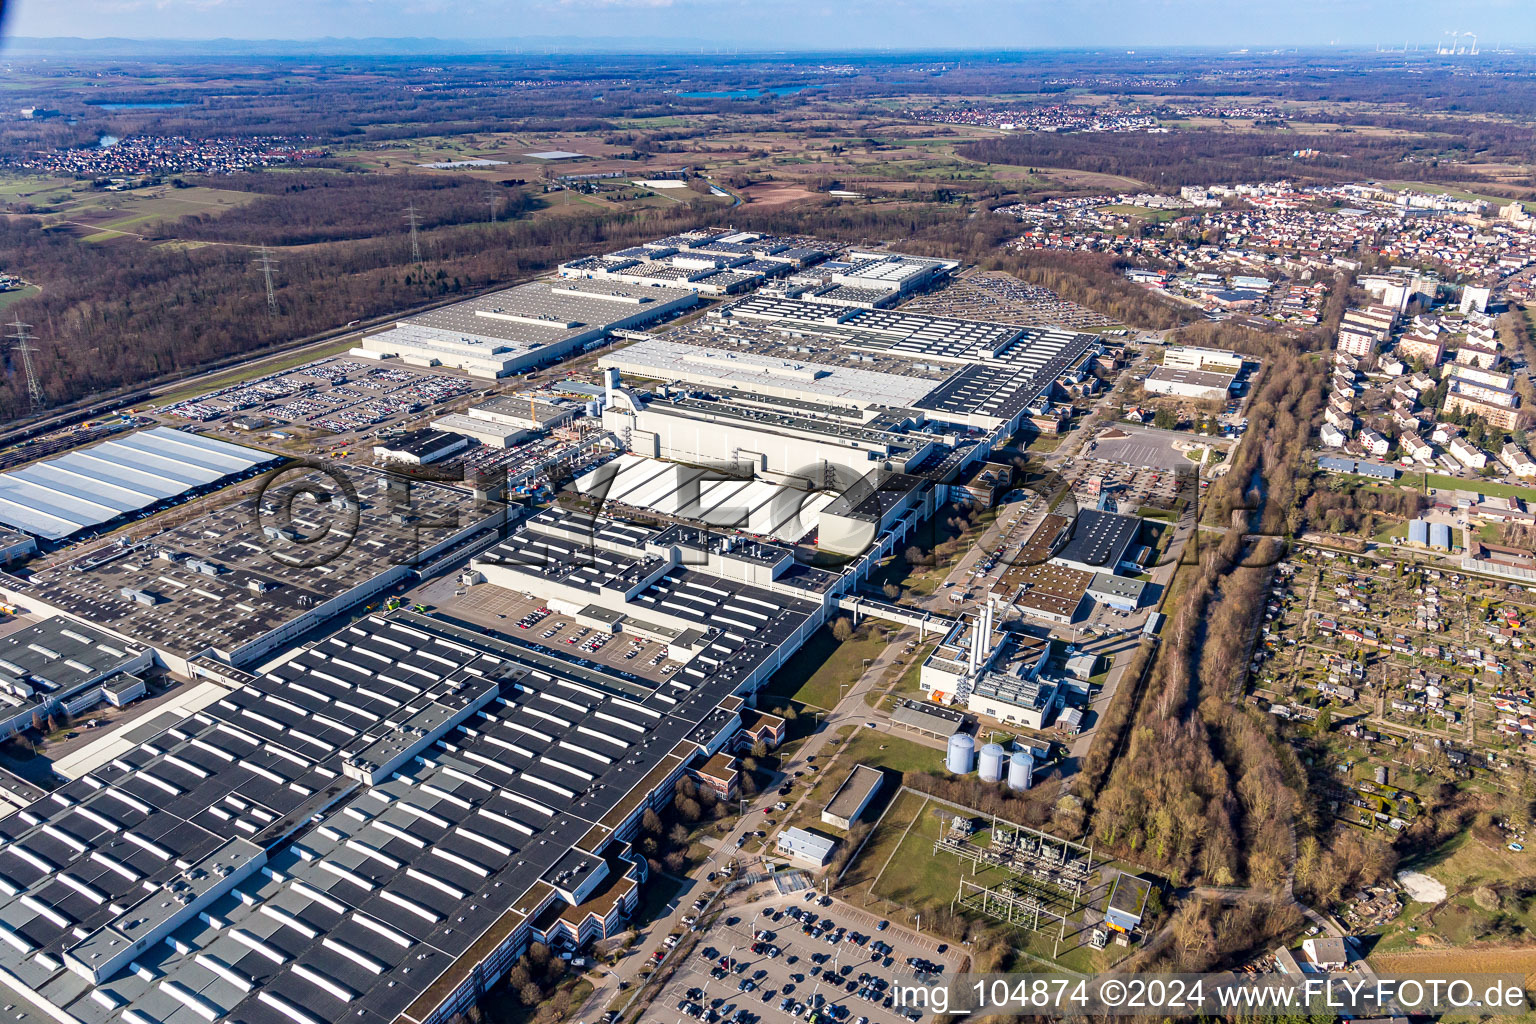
[945,733,976,775]
[978,743,1007,783]
[1007,750,1034,791]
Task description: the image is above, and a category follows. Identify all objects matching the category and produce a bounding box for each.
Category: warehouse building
[0,427,279,543]
[602,295,1100,435]
[359,279,699,379]
[0,528,35,566]
[1143,365,1235,401]
[428,413,533,449]
[1162,345,1243,374]
[822,251,959,300]
[1051,509,1145,575]
[0,609,780,1024]
[0,617,153,738]
[600,370,940,480]
[372,428,471,465]
[464,395,579,432]
[603,335,937,413]
[1086,572,1145,612]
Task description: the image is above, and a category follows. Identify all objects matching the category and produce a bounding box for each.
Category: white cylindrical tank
[1007,750,1034,791]
[946,733,976,775]
[978,743,1006,783]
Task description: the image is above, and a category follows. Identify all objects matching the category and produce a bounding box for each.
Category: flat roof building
[0,617,153,738]
[889,698,971,738]
[467,395,579,432]
[1052,509,1143,575]
[360,279,699,379]
[372,428,471,465]
[0,603,785,1024]
[604,294,1100,433]
[1104,872,1151,933]
[1144,365,1235,401]
[967,671,1061,731]
[777,826,839,868]
[1317,455,1398,480]
[429,413,532,449]
[1087,572,1145,611]
[822,764,885,830]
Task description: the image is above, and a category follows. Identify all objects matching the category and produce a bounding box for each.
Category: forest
[171,171,538,246]
[0,197,713,419]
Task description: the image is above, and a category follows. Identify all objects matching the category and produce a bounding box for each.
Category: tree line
[0,198,714,420]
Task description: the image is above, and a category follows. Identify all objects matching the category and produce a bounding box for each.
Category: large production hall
[0,491,851,1024]
[603,293,1100,434]
[0,427,279,542]
[0,610,781,1024]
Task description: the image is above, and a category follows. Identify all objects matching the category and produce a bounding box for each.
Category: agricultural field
[0,176,259,242]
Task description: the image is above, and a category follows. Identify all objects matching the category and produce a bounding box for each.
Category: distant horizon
[2,36,1533,59]
[3,0,1535,54]
[7,36,1535,51]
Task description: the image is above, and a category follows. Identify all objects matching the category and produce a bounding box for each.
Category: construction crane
[6,318,43,413]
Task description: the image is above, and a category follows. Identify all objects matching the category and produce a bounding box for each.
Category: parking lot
[1085,462,1189,510]
[164,357,480,436]
[434,586,684,685]
[641,891,963,1024]
[1083,425,1201,473]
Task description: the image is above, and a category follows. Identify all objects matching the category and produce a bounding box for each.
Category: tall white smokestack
[979,601,994,668]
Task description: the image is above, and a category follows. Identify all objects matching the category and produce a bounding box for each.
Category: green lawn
[1326,468,1536,502]
[838,728,948,776]
[0,285,40,312]
[1097,203,1181,223]
[867,643,934,707]
[1410,472,1536,502]
[761,624,893,711]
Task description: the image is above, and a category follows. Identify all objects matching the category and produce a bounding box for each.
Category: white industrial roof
[576,454,835,544]
[0,427,274,540]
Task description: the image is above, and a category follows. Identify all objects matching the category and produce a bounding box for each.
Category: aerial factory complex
[15,38,1536,1024]
[6,158,1529,1019]
[0,227,1132,1024]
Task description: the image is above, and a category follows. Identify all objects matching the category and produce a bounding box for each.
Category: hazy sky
[3,0,1534,50]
